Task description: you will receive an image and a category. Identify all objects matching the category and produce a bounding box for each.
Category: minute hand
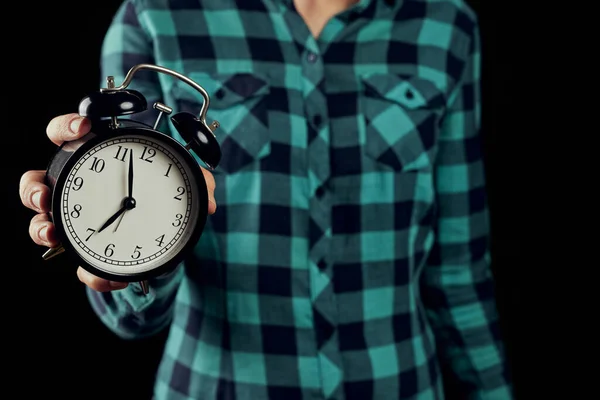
[128,149,134,198]
[98,204,128,233]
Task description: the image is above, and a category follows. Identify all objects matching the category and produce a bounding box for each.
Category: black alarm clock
[42,63,222,294]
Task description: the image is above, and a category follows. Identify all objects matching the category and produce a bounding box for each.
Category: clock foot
[139,280,149,295]
[42,244,65,261]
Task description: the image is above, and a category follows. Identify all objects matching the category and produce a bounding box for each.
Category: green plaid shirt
[87,0,512,399]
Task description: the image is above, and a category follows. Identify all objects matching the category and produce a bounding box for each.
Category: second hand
[113,212,126,232]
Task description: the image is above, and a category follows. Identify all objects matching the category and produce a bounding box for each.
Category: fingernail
[209,198,217,211]
[38,225,48,241]
[70,117,84,134]
[32,191,42,210]
[109,281,128,290]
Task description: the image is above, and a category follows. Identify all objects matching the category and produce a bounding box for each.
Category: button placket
[291,27,343,400]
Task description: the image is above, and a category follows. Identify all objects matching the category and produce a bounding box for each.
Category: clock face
[58,133,204,278]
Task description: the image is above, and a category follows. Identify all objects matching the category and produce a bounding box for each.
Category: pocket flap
[170,71,272,174]
[361,73,445,110]
[176,72,270,110]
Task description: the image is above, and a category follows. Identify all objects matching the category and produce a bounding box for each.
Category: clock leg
[139,280,149,295]
[42,244,65,260]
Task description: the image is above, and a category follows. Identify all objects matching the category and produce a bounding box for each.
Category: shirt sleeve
[421,19,514,399]
[85,0,183,340]
[99,0,164,127]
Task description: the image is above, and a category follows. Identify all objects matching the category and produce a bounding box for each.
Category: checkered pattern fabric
[86,0,512,399]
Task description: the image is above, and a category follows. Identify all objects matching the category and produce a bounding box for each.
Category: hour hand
[97,204,128,233]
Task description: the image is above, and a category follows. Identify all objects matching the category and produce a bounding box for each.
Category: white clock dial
[60,134,202,277]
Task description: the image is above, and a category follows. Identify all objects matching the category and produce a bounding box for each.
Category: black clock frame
[45,119,209,282]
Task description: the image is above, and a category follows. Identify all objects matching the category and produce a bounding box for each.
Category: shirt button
[317,259,327,270]
[315,186,325,198]
[312,114,322,127]
[307,51,318,63]
[215,89,226,100]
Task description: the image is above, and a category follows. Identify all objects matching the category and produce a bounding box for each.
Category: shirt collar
[274,0,399,18]
[275,0,375,11]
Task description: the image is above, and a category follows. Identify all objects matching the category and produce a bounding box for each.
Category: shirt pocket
[170,71,271,174]
[359,73,446,172]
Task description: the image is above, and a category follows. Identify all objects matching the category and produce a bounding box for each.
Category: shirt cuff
[116,266,183,313]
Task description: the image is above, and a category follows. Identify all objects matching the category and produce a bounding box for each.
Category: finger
[201,167,217,214]
[77,267,128,292]
[46,113,91,146]
[29,213,59,248]
[20,170,51,213]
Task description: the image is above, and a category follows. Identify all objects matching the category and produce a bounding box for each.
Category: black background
[4,1,561,399]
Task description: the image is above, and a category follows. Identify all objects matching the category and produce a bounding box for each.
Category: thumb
[201,167,217,214]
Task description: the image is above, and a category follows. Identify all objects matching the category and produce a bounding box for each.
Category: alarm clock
[42,63,222,295]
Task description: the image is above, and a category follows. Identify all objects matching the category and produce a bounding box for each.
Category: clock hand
[112,150,135,234]
[128,149,134,198]
[98,197,136,233]
[98,204,127,233]
[113,212,126,233]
